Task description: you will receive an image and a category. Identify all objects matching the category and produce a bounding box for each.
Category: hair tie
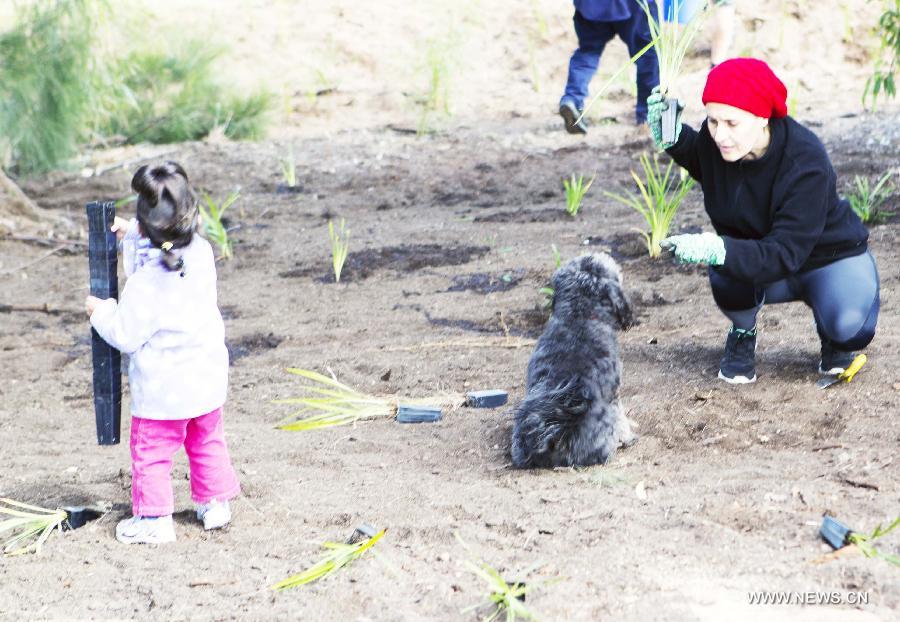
[161,241,174,251]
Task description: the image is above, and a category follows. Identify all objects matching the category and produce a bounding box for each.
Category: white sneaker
[196,499,231,530]
[115,515,176,544]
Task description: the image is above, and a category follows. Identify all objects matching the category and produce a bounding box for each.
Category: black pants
[708,251,879,351]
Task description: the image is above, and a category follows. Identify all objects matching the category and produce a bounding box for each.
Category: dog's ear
[604,280,634,330]
[550,264,575,298]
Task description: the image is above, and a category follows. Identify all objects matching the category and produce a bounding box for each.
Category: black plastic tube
[86,201,121,445]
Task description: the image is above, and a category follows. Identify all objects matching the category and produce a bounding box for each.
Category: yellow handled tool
[816,354,867,389]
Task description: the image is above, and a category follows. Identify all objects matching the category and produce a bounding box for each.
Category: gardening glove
[660,232,726,266]
[647,86,684,150]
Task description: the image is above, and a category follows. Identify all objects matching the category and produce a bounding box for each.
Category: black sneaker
[819,339,856,375]
[718,326,757,384]
[559,100,588,135]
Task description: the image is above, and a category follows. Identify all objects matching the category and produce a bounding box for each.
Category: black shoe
[718,326,757,384]
[559,101,588,135]
[819,339,856,375]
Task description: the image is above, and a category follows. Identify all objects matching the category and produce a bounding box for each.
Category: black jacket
[666,116,868,285]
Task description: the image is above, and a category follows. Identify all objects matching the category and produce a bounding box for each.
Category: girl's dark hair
[132,161,199,272]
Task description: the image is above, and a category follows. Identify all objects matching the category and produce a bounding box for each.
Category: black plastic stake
[86,201,121,445]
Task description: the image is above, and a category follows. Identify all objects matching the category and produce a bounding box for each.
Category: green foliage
[0,0,102,175]
[1,498,67,556]
[271,528,386,590]
[0,2,271,175]
[200,189,240,260]
[328,218,350,283]
[605,153,695,257]
[103,41,272,144]
[848,517,900,567]
[563,174,594,217]
[864,0,900,108]
[847,171,896,223]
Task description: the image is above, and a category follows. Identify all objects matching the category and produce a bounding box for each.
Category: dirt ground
[1,1,899,620]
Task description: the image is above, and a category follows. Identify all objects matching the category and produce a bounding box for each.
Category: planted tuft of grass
[605,152,694,257]
[563,174,594,217]
[328,219,350,283]
[457,533,552,622]
[200,189,240,260]
[847,171,896,224]
[281,146,297,189]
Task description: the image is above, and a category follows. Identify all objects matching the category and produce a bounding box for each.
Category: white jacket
[90,223,228,420]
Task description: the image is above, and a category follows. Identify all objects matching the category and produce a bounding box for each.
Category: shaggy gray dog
[511,253,636,468]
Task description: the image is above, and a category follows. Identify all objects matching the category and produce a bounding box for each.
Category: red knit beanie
[702,58,788,119]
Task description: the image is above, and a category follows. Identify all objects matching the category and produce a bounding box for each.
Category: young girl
[86,161,239,544]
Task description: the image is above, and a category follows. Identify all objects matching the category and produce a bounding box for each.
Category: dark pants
[708,251,880,351]
[561,8,660,122]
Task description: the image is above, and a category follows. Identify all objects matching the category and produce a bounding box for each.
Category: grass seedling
[605,152,694,257]
[465,562,537,622]
[640,0,709,96]
[539,245,562,307]
[563,174,594,217]
[550,244,562,269]
[863,0,899,109]
[848,517,900,567]
[328,218,350,283]
[200,189,239,260]
[281,146,297,188]
[275,368,462,431]
[847,171,896,224]
[1,498,67,556]
[271,528,386,590]
[457,533,547,622]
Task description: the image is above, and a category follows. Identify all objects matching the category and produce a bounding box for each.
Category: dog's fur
[511,253,636,468]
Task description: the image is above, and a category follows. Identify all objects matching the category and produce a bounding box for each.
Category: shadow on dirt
[446,269,526,294]
[474,208,563,224]
[278,243,491,282]
[423,306,549,339]
[227,332,283,364]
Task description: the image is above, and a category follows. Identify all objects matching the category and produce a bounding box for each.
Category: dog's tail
[510,380,618,469]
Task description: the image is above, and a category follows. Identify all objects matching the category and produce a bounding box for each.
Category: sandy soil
[1,1,899,620]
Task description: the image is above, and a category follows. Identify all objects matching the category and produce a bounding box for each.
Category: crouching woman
[647,58,879,384]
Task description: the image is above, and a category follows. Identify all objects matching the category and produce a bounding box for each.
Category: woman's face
[705,102,770,162]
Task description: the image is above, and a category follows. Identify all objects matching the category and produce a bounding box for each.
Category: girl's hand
[85,295,106,317]
[111,216,131,242]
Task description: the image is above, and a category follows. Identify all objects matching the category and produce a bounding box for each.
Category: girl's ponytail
[132,161,199,273]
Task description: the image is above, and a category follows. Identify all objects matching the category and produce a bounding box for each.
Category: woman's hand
[660,232,726,266]
[110,216,131,242]
[647,87,683,150]
[85,295,107,317]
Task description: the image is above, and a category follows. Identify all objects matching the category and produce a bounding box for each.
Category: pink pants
[130,407,240,517]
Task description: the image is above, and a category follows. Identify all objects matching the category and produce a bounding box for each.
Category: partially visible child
[86,161,239,544]
[559,0,660,133]
[663,0,736,68]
